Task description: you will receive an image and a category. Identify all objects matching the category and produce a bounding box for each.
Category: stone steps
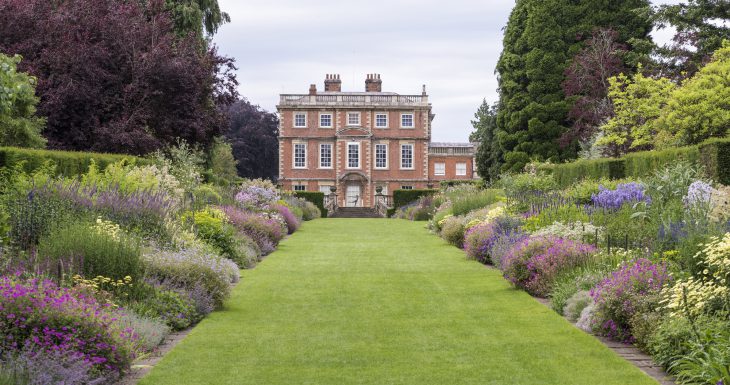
[330,207,383,218]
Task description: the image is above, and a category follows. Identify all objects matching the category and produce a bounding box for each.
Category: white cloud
[213,0,682,142]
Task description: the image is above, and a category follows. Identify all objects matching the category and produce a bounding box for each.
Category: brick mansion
[277,74,477,208]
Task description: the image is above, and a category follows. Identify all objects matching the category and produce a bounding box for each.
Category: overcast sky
[213,0,680,142]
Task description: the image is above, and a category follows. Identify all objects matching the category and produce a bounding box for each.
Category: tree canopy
[0,53,45,148]
[225,100,279,180]
[470,100,501,182]
[0,0,237,155]
[493,0,652,173]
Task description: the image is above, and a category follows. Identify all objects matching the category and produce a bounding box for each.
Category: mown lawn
[139,219,657,385]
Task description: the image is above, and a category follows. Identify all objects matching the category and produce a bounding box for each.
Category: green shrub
[0,146,145,177]
[128,284,200,331]
[439,180,485,189]
[393,189,438,209]
[440,216,465,248]
[499,172,557,195]
[699,137,730,185]
[450,189,503,216]
[293,191,326,217]
[190,208,258,267]
[623,145,700,179]
[37,219,142,283]
[543,158,626,188]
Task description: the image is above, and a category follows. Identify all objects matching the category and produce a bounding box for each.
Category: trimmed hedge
[392,189,438,210]
[0,147,146,177]
[541,138,730,187]
[294,191,326,218]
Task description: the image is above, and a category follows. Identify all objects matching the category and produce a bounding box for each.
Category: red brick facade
[277,74,476,208]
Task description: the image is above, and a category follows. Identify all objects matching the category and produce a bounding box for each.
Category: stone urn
[375,186,383,195]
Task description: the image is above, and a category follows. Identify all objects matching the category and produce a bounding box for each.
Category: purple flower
[683,181,713,207]
[591,182,650,211]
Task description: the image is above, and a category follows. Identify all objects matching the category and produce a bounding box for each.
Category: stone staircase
[330,207,383,218]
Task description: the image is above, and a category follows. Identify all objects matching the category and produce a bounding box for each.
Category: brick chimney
[365,73,382,92]
[324,74,341,92]
[309,84,317,95]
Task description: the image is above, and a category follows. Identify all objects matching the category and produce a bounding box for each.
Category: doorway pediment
[336,127,371,138]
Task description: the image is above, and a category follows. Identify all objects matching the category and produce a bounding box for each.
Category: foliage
[501,236,596,297]
[562,28,628,147]
[205,137,238,185]
[652,0,730,78]
[590,258,670,342]
[699,137,730,186]
[293,191,326,218]
[0,147,146,177]
[464,214,523,264]
[0,276,135,377]
[0,54,45,149]
[597,71,677,155]
[0,0,238,154]
[128,284,199,331]
[161,0,230,37]
[4,189,71,250]
[564,290,593,323]
[394,194,436,221]
[116,311,170,353]
[532,221,601,243]
[188,208,258,267]
[37,220,142,283]
[655,42,730,147]
[275,204,299,235]
[142,246,239,309]
[0,345,109,385]
[499,171,557,197]
[564,178,622,204]
[439,216,466,248]
[283,196,320,221]
[449,189,503,217]
[235,179,280,210]
[495,0,652,172]
[392,189,438,210]
[471,100,501,182]
[220,205,284,253]
[152,140,206,196]
[224,99,279,180]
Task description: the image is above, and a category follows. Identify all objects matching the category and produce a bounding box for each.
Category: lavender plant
[591,182,651,211]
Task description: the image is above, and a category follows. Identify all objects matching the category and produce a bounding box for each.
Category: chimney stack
[309,84,317,95]
[365,73,382,92]
[324,74,341,92]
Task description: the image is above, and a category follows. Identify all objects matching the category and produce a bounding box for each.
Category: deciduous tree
[0,53,45,148]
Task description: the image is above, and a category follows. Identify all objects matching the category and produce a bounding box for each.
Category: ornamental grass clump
[591,182,650,211]
[501,236,596,297]
[590,258,670,342]
[0,276,135,379]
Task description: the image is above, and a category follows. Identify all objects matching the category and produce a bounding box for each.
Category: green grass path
[139,219,657,385]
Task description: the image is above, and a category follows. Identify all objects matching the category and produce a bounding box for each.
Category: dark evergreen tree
[225,100,279,180]
[653,0,730,78]
[495,0,652,173]
[470,100,501,182]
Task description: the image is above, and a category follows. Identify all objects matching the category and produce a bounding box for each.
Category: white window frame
[374,143,388,169]
[294,112,307,128]
[347,112,360,126]
[401,185,413,190]
[347,142,360,169]
[434,162,446,176]
[319,113,332,128]
[319,143,333,169]
[400,112,414,128]
[456,162,467,176]
[375,112,388,128]
[293,142,307,169]
[293,184,306,191]
[400,144,414,170]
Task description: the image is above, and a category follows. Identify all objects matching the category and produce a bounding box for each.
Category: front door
[345,185,361,207]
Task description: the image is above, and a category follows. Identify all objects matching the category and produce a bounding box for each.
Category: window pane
[295,113,306,127]
[401,145,413,169]
[294,144,306,168]
[376,114,387,127]
[320,114,332,127]
[435,162,445,176]
[348,144,359,168]
[320,144,332,168]
[294,185,306,191]
[401,185,413,190]
[456,162,467,176]
[348,113,359,125]
[375,144,387,168]
[401,114,413,127]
